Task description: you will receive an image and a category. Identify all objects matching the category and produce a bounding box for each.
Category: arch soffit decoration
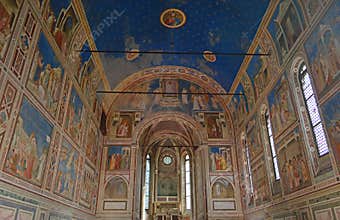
[106,65,235,132]
[133,111,207,149]
[289,53,308,82]
[104,175,129,188]
[147,132,192,147]
[211,176,235,192]
[146,134,193,158]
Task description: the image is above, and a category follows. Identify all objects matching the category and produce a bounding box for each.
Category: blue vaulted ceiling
[81,0,270,90]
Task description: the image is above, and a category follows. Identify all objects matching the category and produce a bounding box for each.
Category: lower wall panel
[0,181,95,220]
[244,182,340,220]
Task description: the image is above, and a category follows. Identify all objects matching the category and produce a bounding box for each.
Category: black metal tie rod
[96,90,244,96]
[77,49,270,57]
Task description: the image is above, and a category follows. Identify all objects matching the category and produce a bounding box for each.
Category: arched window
[265,110,280,180]
[144,154,151,210]
[245,143,254,193]
[184,154,191,210]
[299,63,329,156]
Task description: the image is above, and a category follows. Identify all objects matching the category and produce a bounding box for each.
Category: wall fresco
[65,87,83,144]
[114,114,133,138]
[321,92,340,168]
[211,178,234,199]
[55,138,79,200]
[27,32,64,117]
[104,177,128,199]
[0,0,104,216]
[206,113,223,139]
[246,46,271,99]
[246,116,263,159]
[228,84,248,126]
[80,163,98,210]
[107,146,130,170]
[209,146,232,172]
[268,0,304,62]
[268,73,296,136]
[4,97,53,186]
[0,0,20,59]
[252,160,270,206]
[300,0,322,21]
[278,132,311,194]
[85,124,98,166]
[46,0,78,54]
[112,78,223,117]
[304,1,340,97]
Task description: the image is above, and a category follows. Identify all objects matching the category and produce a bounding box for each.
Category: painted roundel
[160,8,186,29]
[163,156,173,165]
[126,49,140,61]
[203,51,217,62]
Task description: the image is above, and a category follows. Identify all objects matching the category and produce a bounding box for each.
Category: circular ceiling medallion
[203,51,217,62]
[163,156,173,165]
[160,8,186,29]
[126,49,140,61]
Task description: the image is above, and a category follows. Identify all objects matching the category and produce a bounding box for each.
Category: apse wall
[0,0,103,219]
[229,0,340,219]
[98,69,241,220]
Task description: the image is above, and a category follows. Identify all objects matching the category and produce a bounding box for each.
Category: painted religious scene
[278,134,311,194]
[45,0,78,54]
[27,32,64,116]
[80,164,98,210]
[115,114,132,138]
[112,78,223,117]
[4,97,53,186]
[304,1,340,97]
[321,93,340,168]
[268,0,304,62]
[0,0,19,59]
[107,146,130,170]
[228,84,248,125]
[246,46,270,98]
[104,177,128,199]
[246,116,263,159]
[65,87,83,144]
[206,113,223,139]
[85,125,99,166]
[78,57,97,101]
[55,138,79,200]
[211,179,234,199]
[252,161,270,205]
[268,74,296,136]
[209,146,232,172]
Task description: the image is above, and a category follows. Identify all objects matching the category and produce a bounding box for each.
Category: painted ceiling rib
[77,49,270,57]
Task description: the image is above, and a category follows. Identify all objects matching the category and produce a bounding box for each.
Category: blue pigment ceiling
[81,0,269,90]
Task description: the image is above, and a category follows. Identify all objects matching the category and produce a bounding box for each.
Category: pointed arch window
[245,143,254,193]
[299,63,329,156]
[144,154,151,210]
[265,111,280,180]
[184,154,191,210]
